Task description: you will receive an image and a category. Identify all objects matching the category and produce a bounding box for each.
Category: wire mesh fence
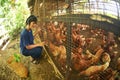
[29,0,120,80]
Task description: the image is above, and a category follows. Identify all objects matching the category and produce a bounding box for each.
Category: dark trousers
[22,46,43,59]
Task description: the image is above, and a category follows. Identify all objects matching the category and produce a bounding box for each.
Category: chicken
[7,55,28,78]
[72,29,78,42]
[118,37,120,41]
[49,42,60,57]
[47,32,55,42]
[72,31,86,47]
[47,22,57,33]
[85,50,94,59]
[79,62,109,76]
[107,32,115,45]
[85,38,93,47]
[94,45,102,53]
[102,52,111,63]
[102,32,115,52]
[81,24,89,31]
[73,58,92,71]
[58,45,67,71]
[72,48,104,71]
[72,48,92,71]
[59,45,66,60]
[117,58,120,70]
[78,52,111,76]
[90,29,99,37]
[54,27,66,44]
[54,29,62,43]
[89,68,117,80]
[49,41,67,63]
[59,22,64,30]
[9,62,28,78]
[91,48,104,64]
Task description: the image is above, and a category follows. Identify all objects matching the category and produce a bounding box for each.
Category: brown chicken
[79,62,109,76]
[7,55,28,78]
[59,45,66,60]
[72,48,104,71]
[107,32,115,45]
[49,42,60,57]
[91,48,104,64]
[79,52,111,76]
[58,45,67,72]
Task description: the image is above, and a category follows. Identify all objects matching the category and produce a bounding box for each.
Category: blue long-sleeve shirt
[20,29,34,54]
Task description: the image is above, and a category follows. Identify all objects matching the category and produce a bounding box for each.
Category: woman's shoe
[32,58,40,64]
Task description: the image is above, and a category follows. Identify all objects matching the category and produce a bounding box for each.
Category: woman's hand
[38,41,46,46]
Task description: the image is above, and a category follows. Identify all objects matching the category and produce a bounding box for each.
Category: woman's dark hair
[26,15,37,25]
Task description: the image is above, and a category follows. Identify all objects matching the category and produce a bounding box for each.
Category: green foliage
[14,53,21,62]
[0,0,10,17]
[0,0,29,39]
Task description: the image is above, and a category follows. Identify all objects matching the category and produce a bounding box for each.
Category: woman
[20,15,44,64]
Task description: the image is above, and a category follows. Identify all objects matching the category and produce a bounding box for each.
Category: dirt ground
[0,37,63,80]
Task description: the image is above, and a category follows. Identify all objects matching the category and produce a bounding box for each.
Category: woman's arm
[26,42,45,50]
[26,44,40,49]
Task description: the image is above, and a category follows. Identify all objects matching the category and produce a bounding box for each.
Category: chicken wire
[29,0,120,80]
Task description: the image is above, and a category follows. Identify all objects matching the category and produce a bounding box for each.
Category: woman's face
[30,21,37,29]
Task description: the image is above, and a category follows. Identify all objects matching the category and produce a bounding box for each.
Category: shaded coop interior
[28,0,120,80]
